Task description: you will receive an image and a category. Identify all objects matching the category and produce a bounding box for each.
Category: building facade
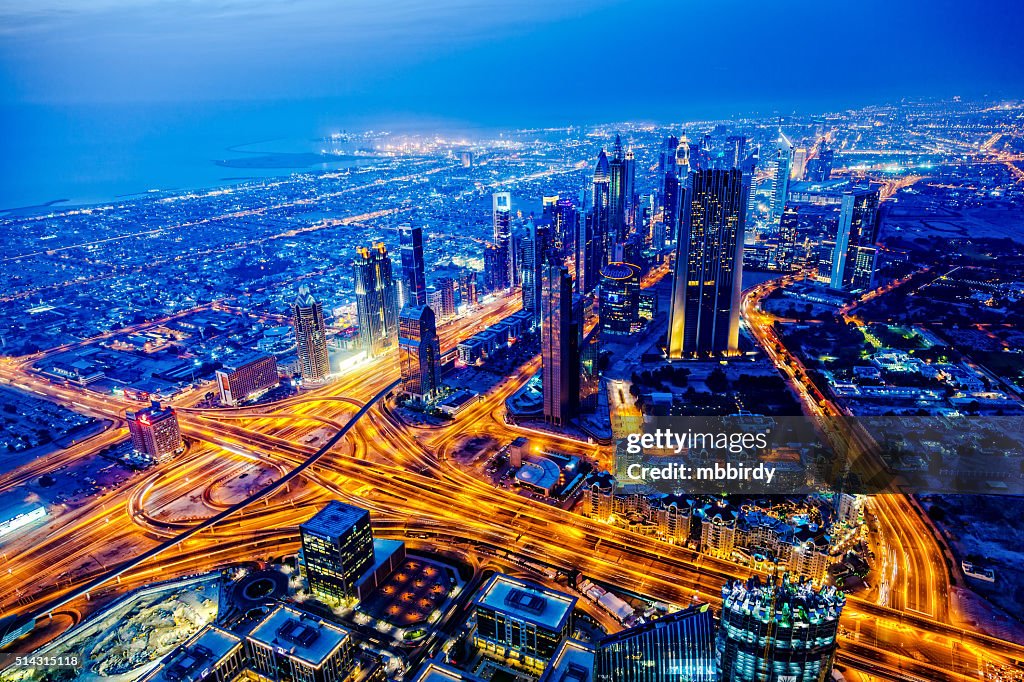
[596,604,717,682]
[127,401,183,461]
[829,187,881,292]
[299,502,376,604]
[398,305,441,400]
[292,285,331,382]
[354,243,399,356]
[215,353,278,406]
[541,263,581,426]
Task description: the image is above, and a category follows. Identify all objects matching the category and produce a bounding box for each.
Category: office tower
[777,203,800,271]
[460,270,479,306]
[541,263,580,426]
[521,220,551,325]
[141,625,245,682]
[472,574,577,673]
[435,277,457,320]
[595,604,717,682]
[299,501,375,603]
[292,285,331,382]
[398,305,440,400]
[593,150,611,261]
[676,134,691,177]
[726,135,747,169]
[717,576,845,682]
[127,401,183,461]
[659,135,679,175]
[667,169,745,357]
[400,224,427,308]
[791,146,809,180]
[215,353,278,406]
[742,147,759,229]
[805,143,834,182]
[484,243,510,291]
[492,192,512,244]
[770,132,794,223]
[609,134,628,249]
[599,262,641,335]
[662,172,681,246]
[246,605,355,682]
[624,146,636,228]
[577,212,601,295]
[545,195,578,258]
[830,187,881,291]
[354,243,399,356]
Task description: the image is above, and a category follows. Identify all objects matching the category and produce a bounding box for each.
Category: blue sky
[1,0,1023,123]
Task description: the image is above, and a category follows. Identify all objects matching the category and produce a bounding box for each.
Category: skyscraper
[435,276,457,320]
[609,134,628,250]
[354,243,399,356]
[805,143,834,182]
[541,263,580,426]
[726,135,747,169]
[717,575,845,682]
[299,501,375,603]
[599,262,641,335]
[216,353,278,406]
[770,132,794,223]
[521,219,551,325]
[791,146,809,181]
[659,135,679,175]
[593,150,611,264]
[399,224,427,309]
[830,187,881,291]
[398,305,440,400]
[623,146,636,229]
[545,195,577,259]
[777,203,800,271]
[484,243,511,292]
[493,192,514,285]
[127,401,183,461]
[667,169,745,358]
[595,604,717,682]
[292,285,331,381]
[742,147,759,229]
[576,212,602,295]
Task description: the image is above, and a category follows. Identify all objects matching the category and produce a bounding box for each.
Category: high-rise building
[624,146,636,229]
[595,604,717,682]
[292,285,331,382]
[576,212,602,295]
[460,270,479,307]
[541,263,581,426]
[659,135,679,175]
[354,243,399,356]
[599,262,641,335]
[593,150,611,264]
[717,576,845,682]
[299,501,375,603]
[609,134,628,249]
[770,132,794,223]
[777,203,801,271]
[246,605,356,682]
[662,171,681,246]
[127,401,183,461]
[667,169,745,357]
[805,143,834,183]
[493,192,514,286]
[398,305,440,400]
[791,146,809,181]
[484,242,511,292]
[726,135,747,169]
[472,574,577,673]
[215,352,278,406]
[742,148,759,229]
[544,196,577,259]
[400,224,427,309]
[830,187,881,291]
[522,220,551,325]
[436,277,457,320]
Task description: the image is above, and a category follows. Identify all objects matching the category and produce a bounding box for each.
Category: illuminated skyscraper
[299,501,375,603]
[577,212,602,295]
[292,285,331,381]
[717,575,845,682]
[354,243,399,356]
[791,146,809,180]
[400,224,427,309]
[541,263,580,426]
[216,352,278,406]
[127,401,183,462]
[593,150,611,264]
[493,192,514,285]
[805,143,834,182]
[624,146,636,228]
[596,604,717,682]
[544,195,578,258]
[435,276,457,320]
[484,242,511,291]
[609,134,628,250]
[742,147,759,229]
[398,305,440,400]
[777,203,800,271]
[830,187,881,291]
[770,132,794,223]
[667,169,745,357]
[599,262,641,335]
[659,135,679,175]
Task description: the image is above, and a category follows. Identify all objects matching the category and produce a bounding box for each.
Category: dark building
[661,172,681,248]
[435,276,457,320]
[245,605,356,682]
[805,144,834,182]
[577,212,603,295]
[398,305,440,400]
[292,285,331,382]
[829,187,881,292]
[541,263,581,426]
[717,576,845,682]
[400,224,427,309]
[354,243,399,356]
[592,150,611,266]
[595,604,717,682]
[667,169,745,358]
[608,135,628,251]
[726,135,747,169]
[472,574,577,673]
[599,262,641,335]
[484,242,511,292]
[522,219,551,325]
[299,501,375,603]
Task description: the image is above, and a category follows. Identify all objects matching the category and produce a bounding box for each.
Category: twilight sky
[1,0,1023,123]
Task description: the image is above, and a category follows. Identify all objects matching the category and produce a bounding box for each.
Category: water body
[0,100,471,211]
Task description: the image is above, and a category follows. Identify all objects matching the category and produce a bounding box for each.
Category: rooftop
[145,625,242,682]
[299,501,370,540]
[474,574,576,632]
[248,605,350,666]
[412,662,486,681]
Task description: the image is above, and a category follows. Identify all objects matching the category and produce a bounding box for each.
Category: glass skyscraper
[354,242,399,356]
[666,169,745,358]
[299,502,376,604]
[292,284,331,382]
[829,187,881,292]
[398,304,440,400]
[595,604,717,682]
[400,224,427,309]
